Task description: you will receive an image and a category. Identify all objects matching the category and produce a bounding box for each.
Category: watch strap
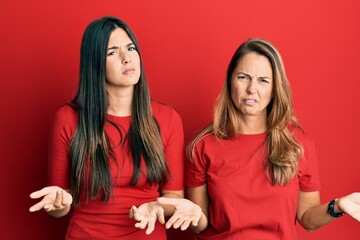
[327,198,345,218]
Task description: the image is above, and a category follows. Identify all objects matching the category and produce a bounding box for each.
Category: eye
[237,74,248,80]
[261,78,270,84]
[107,51,117,56]
[128,46,137,51]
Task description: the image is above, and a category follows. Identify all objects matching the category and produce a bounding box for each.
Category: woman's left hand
[129,201,165,235]
[338,192,360,222]
[157,197,203,231]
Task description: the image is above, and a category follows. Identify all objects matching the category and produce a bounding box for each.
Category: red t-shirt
[48,101,185,239]
[186,129,321,240]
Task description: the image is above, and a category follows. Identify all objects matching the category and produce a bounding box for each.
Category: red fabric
[48,101,185,239]
[186,129,321,240]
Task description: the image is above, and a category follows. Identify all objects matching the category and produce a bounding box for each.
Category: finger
[191,218,199,227]
[165,214,180,229]
[156,207,165,224]
[145,218,155,235]
[129,206,137,219]
[29,187,54,199]
[173,217,186,229]
[29,199,48,212]
[180,219,192,231]
[54,191,63,208]
[135,218,147,229]
[43,203,54,212]
[62,193,68,206]
[62,190,71,206]
[132,207,144,221]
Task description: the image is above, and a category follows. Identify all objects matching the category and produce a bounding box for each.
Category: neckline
[107,113,131,121]
[234,132,267,141]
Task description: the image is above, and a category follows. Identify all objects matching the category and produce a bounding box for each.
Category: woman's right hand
[29,186,72,217]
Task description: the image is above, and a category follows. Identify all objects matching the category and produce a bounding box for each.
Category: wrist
[327,198,345,218]
[334,198,343,212]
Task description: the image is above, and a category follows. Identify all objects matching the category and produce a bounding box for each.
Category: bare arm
[297,191,330,231]
[297,191,360,231]
[187,185,209,233]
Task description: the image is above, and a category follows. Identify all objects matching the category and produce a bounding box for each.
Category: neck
[236,113,267,134]
[106,86,134,116]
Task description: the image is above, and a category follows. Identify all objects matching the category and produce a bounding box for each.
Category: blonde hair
[189,38,303,185]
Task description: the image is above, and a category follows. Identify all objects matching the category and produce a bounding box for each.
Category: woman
[157,38,360,239]
[29,16,184,239]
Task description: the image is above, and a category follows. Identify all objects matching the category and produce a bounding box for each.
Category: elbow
[191,224,207,234]
[299,221,321,232]
[303,226,318,232]
[191,226,201,234]
[304,228,317,232]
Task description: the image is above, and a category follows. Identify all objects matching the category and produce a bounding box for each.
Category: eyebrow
[237,72,272,79]
[107,43,135,51]
[237,72,251,77]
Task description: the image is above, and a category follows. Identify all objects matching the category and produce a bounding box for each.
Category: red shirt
[48,101,184,239]
[186,129,321,240]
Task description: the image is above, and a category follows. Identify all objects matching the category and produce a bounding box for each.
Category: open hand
[29,186,72,215]
[157,197,202,231]
[129,201,165,235]
[338,192,360,222]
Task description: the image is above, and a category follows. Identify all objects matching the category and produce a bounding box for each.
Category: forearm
[298,200,341,231]
[190,211,208,233]
[187,185,209,233]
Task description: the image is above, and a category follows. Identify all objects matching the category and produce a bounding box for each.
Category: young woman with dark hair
[29,16,184,239]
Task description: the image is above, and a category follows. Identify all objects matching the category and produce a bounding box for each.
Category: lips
[243,99,257,105]
[122,68,135,75]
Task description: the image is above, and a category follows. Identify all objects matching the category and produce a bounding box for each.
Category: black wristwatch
[327,198,345,218]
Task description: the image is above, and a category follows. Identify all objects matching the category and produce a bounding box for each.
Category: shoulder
[151,100,182,125]
[54,103,77,116]
[292,127,318,169]
[151,100,178,117]
[193,133,220,153]
[52,103,78,129]
[197,133,218,145]
[291,127,315,147]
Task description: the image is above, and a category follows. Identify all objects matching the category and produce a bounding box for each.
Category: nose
[121,52,131,65]
[246,80,257,95]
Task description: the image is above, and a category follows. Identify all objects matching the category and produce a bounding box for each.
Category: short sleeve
[47,105,77,189]
[186,139,207,187]
[159,108,185,191]
[297,132,321,191]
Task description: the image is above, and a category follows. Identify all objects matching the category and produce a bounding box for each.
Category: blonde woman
[157,38,360,239]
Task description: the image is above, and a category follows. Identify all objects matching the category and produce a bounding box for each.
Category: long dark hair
[70,16,170,205]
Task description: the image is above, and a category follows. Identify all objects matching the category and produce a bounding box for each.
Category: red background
[1,0,359,239]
